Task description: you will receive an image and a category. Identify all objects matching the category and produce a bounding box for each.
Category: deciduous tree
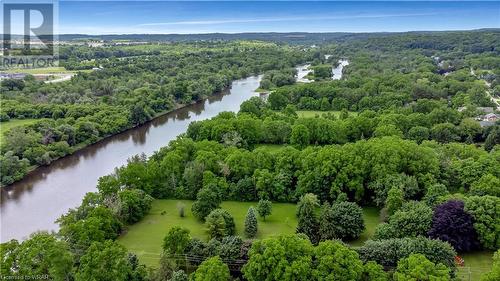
[192,256,230,281]
[393,254,451,281]
[163,227,191,255]
[257,199,272,221]
[428,200,480,252]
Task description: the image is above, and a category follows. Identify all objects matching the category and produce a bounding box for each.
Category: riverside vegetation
[0,41,305,185]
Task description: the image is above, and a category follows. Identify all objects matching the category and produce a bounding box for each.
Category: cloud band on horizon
[136,13,439,27]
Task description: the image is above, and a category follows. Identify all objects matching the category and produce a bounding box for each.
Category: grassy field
[296,110,358,118]
[118,200,380,266]
[350,207,380,247]
[253,144,290,153]
[119,200,297,266]
[3,66,93,75]
[0,119,39,143]
[458,251,495,281]
[118,200,493,278]
[4,66,71,74]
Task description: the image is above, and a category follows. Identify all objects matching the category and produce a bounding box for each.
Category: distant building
[483,113,499,122]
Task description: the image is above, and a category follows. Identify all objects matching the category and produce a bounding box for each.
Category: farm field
[0,119,39,143]
[2,66,85,74]
[118,200,380,267]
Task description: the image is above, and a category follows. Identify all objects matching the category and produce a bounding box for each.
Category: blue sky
[54,1,500,34]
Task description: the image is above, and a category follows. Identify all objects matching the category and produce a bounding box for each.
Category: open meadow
[119,200,493,280]
[119,200,380,267]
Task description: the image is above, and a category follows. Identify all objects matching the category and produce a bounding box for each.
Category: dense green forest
[0,41,306,185]
[1,30,499,281]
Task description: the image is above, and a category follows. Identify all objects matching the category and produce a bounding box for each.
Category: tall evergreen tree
[244,207,258,238]
[296,193,320,244]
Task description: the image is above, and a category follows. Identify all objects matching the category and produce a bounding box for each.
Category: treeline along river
[0,76,262,242]
[1,62,348,242]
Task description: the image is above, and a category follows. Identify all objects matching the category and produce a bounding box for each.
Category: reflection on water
[1,75,262,242]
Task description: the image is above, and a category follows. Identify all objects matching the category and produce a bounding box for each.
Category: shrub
[358,237,457,269]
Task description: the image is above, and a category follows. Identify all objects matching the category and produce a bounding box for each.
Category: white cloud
[137,13,438,27]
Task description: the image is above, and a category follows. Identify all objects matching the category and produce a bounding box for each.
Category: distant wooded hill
[2,29,498,45]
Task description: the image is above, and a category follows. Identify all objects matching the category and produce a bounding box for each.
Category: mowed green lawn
[458,251,495,281]
[3,66,87,74]
[350,206,380,247]
[118,200,380,267]
[0,119,39,143]
[119,200,297,266]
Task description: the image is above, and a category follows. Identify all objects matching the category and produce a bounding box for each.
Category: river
[0,75,262,242]
[296,64,312,83]
[295,59,348,82]
[332,59,349,80]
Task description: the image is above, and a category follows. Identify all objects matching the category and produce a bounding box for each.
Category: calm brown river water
[0,75,262,242]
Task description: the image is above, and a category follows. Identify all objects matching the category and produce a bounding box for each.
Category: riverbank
[0,81,243,189]
[1,75,263,242]
[0,102,187,188]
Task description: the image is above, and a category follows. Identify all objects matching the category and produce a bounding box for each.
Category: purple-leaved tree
[428,200,480,252]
